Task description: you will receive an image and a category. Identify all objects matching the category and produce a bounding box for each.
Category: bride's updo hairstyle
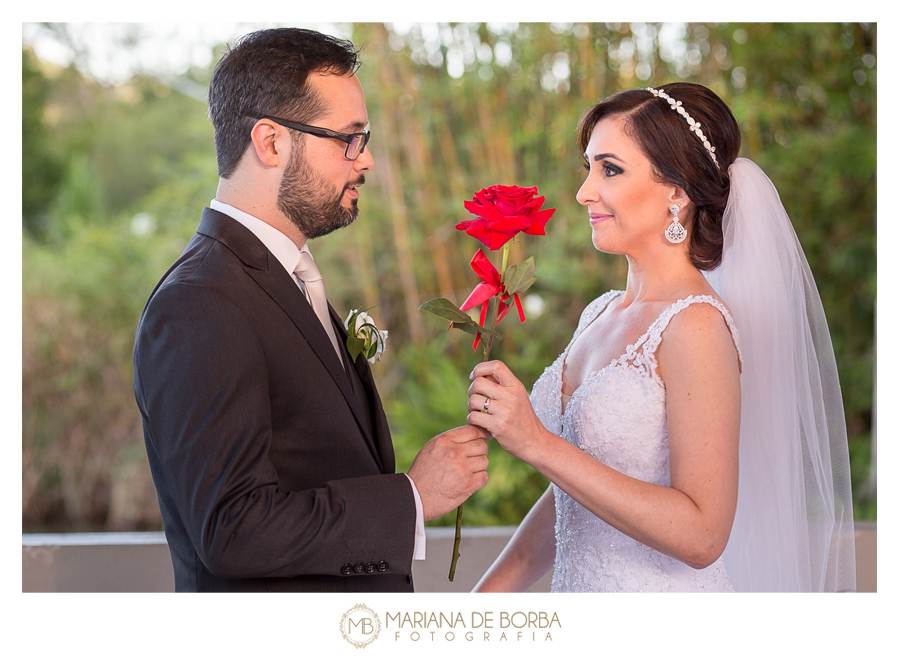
[577,83,741,270]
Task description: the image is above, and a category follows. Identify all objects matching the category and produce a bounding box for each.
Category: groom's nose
[354,144,375,173]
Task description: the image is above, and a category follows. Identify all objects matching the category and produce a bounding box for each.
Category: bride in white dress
[467,83,856,593]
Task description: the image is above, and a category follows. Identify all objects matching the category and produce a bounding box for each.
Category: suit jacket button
[377,561,389,572]
[365,562,376,573]
[341,563,352,575]
[354,562,365,574]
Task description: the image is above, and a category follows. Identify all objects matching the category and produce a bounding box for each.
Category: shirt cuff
[404,474,426,560]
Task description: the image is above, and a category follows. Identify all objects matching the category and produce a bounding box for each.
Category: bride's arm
[472,485,556,592]
[468,304,741,570]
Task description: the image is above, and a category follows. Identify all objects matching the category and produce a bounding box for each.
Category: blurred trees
[22,48,64,239]
[22,22,876,532]
[22,43,218,530]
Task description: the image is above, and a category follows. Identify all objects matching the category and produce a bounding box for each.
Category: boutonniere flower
[419,184,555,581]
[344,308,388,364]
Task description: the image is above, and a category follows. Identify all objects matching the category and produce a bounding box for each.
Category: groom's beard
[277,146,363,240]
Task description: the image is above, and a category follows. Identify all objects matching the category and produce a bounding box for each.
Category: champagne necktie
[294,249,343,367]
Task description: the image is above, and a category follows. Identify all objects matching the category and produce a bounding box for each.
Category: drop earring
[665,203,687,244]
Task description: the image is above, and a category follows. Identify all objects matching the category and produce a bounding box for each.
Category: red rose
[455,184,555,250]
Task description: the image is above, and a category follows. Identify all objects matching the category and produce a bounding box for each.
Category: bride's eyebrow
[591,152,626,164]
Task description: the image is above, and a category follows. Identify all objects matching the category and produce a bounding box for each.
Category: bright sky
[21,21,696,94]
[21,22,351,85]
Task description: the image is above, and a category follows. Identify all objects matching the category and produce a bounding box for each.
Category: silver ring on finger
[483,397,491,413]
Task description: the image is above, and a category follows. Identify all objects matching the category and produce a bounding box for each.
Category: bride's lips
[590,213,612,225]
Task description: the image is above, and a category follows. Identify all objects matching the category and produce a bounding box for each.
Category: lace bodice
[531,290,741,592]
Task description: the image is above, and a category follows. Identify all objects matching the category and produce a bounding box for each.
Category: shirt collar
[209,199,310,275]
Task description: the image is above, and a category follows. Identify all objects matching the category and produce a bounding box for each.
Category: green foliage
[23,218,190,530]
[51,152,104,233]
[848,432,876,521]
[384,342,549,527]
[22,48,64,238]
[89,76,215,217]
[21,46,219,530]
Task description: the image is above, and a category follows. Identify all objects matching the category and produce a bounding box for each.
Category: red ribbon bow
[458,249,526,350]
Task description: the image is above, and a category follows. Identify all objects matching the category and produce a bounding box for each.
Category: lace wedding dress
[530,289,742,592]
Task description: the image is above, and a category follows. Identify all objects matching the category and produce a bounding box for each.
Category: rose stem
[448,242,511,581]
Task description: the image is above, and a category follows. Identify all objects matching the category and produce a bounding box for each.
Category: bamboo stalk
[372,27,425,343]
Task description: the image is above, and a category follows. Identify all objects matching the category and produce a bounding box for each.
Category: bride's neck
[622,252,704,304]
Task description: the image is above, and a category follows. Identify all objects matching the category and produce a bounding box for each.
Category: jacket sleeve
[133,280,416,580]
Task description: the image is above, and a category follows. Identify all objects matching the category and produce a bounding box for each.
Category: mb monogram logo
[340,604,382,648]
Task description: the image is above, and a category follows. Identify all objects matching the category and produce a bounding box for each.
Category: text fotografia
[386,611,561,642]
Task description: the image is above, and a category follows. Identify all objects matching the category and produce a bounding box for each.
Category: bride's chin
[590,225,630,255]
[591,233,614,254]
[591,237,626,256]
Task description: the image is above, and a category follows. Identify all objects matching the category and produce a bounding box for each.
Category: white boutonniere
[344,308,388,364]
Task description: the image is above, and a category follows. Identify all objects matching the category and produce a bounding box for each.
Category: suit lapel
[197,208,386,471]
[332,306,395,474]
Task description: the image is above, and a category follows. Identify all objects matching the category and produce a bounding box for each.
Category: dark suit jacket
[133,208,416,592]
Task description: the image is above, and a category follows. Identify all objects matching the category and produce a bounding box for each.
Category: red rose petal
[459,281,500,312]
[487,215,532,234]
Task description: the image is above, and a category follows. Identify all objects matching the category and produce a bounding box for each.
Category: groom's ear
[248,119,285,168]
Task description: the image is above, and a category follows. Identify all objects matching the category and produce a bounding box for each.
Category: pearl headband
[645,87,719,169]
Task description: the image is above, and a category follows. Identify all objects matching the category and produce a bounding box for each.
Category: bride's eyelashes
[581,159,624,178]
[602,162,623,177]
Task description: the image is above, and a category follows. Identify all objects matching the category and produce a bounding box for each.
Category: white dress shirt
[209,199,426,559]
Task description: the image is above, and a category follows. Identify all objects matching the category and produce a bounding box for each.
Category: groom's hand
[407,425,490,521]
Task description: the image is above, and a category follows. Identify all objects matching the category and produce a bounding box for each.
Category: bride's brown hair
[577,83,741,270]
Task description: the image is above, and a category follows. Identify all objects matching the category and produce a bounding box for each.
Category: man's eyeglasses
[260,115,370,161]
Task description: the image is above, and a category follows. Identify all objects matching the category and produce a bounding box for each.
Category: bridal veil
[704,158,857,592]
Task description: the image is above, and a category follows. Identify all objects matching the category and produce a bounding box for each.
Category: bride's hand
[467,360,549,462]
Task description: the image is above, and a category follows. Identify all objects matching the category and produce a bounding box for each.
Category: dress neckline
[559,291,739,415]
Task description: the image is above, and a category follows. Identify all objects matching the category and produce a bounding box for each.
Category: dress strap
[573,290,623,339]
[632,295,744,384]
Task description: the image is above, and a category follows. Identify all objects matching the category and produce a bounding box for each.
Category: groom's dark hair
[208,28,361,178]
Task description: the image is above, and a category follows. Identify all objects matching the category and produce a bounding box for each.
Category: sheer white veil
[703,158,856,592]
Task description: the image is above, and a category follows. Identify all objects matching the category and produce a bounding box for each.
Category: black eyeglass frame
[260,115,370,161]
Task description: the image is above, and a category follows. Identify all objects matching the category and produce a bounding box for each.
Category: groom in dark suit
[133,28,490,592]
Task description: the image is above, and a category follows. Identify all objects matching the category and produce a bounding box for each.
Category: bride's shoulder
[657,296,742,371]
[666,297,732,331]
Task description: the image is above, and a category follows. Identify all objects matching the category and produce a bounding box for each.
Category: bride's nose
[576,175,597,207]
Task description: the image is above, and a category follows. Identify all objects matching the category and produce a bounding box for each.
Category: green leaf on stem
[503,257,537,296]
[448,320,503,341]
[346,335,367,361]
[419,298,503,340]
[418,298,474,323]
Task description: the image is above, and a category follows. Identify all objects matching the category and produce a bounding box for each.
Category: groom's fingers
[408,425,491,520]
[432,426,490,465]
[446,423,491,442]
